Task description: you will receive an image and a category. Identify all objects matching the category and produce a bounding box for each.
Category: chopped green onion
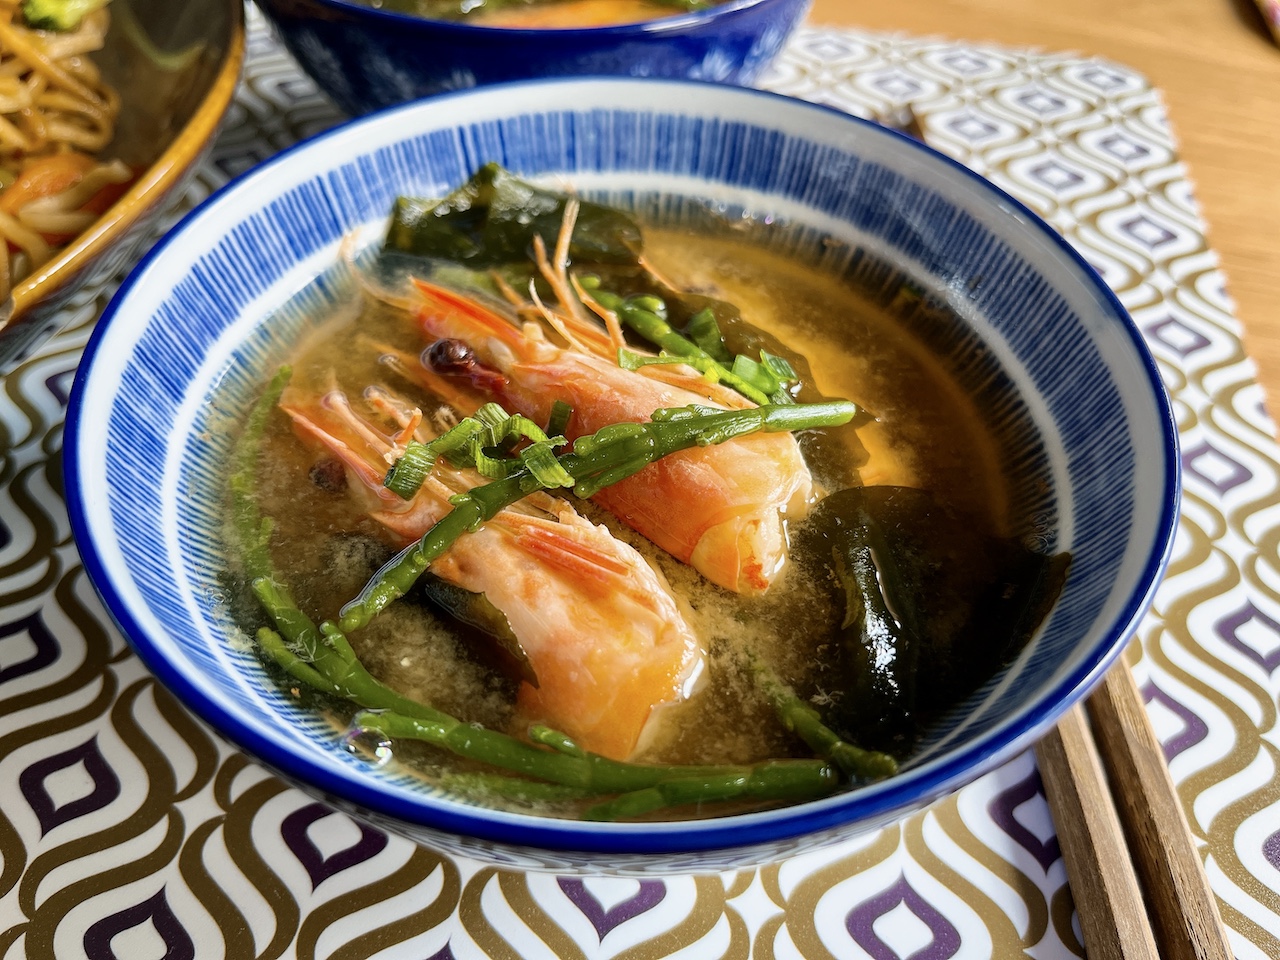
[519,439,573,488]
[384,403,564,494]
[761,350,798,383]
[730,353,779,394]
[473,402,511,430]
[384,440,436,499]
[545,399,573,438]
[761,350,799,404]
[470,442,519,480]
[426,419,486,462]
[686,307,731,363]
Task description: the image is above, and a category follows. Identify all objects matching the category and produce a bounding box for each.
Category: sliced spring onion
[384,440,437,499]
[545,399,573,438]
[520,440,574,488]
[686,307,731,363]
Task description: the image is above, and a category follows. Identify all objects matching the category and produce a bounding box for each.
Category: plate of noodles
[0,0,243,372]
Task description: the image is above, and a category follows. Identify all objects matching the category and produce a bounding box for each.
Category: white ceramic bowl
[64,78,1179,875]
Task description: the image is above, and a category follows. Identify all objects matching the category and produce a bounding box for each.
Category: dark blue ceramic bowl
[253,0,810,115]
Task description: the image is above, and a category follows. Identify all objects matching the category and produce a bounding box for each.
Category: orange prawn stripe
[279,382,705,761]
[412,278,816,595]
[501,512,631,592]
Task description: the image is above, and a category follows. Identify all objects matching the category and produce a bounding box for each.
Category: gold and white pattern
[0,11,1277,959]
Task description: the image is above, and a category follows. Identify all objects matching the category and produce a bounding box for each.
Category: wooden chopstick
[1036,662,1233,960]
[865,104,1232,959]
[1037,704,1161,960]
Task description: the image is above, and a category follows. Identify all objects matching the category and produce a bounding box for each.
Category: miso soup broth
[225,175,1065,821]
[356,0,721,28]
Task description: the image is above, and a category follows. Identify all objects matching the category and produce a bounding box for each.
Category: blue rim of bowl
[296,0,791,36]
[65,76,1181,856]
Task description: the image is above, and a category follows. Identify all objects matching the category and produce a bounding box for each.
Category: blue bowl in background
[64,78,1178,875]
[252,0,810,115]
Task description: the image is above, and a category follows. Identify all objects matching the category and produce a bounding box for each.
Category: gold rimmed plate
[0,0,245,372]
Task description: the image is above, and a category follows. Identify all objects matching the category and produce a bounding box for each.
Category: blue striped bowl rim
[64,77,1178,868]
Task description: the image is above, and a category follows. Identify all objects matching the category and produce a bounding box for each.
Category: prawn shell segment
[414,290,816,595]
[434,505,706,762]
[281,384,707,762]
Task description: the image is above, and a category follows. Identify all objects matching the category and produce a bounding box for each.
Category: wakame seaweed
[383,163,869,474]
[386,162,642,266]
[793,486,1070,754]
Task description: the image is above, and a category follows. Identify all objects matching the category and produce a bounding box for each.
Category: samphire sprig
[229,367,887,819]
[338,398,859,632]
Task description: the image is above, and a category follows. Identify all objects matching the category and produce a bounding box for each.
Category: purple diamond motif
[1119,214,1177,250]
[988,769,1061,871]
[1143,315,1211,358]
[801,35,859,61]
[1077,65,1128,91]
[1016,89,1067,114]
[947,114,999,142]
[1216,601,1280,674]
[938,51,991,75]
[426,946,458,960]
[1265,829,1280,872]
[845,875,961,959]
[45,367,76,407]
[20,736,120,835]
[1098,133,1152,163]
[1181,440,1252,495]
[281,802,389,889]
[558,878,666,940]
[1028,160,1085,193]
[83,889,194,960]
[0,610,60,684]
[1141,680,1209,760]
[872,72,924,99]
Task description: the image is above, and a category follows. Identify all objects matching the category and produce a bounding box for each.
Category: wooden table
[810,0,1280,410]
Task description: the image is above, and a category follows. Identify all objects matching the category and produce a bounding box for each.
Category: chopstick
[1035,661,1234,960]
[865,104,1232,959]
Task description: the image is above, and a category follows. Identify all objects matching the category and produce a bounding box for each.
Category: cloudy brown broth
[228,215,1030,820]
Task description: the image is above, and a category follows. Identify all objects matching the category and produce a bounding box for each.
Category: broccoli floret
[20,0,110,32]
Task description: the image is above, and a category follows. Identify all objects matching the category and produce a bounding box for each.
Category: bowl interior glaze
[65,79,1178,875]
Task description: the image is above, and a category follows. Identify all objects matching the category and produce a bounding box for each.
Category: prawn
[279,379,706,762]
[409,277,816,595]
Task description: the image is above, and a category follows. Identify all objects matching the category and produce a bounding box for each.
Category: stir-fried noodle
[0,1,128,300]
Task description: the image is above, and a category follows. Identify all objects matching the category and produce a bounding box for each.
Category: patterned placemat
[3,9,1278,959]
